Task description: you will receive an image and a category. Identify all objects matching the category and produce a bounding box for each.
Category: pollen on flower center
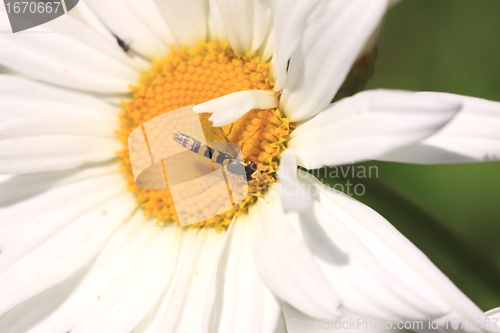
[117,41,292,230]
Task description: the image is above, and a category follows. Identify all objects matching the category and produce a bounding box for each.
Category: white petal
[283,168,486,322]
[0,192,136,317]
[210,0,254,53]
[282,304,408,333]
[0,175,12,183]
[204,216,283,333]
[131,228,200,333]
[274,311,287,333]
[486,307,500,330]
[0,135,122,174]
[0,11,138,93]
[271,0,323,91]
[194,90,278,126]
[0,75,119,114]
[0,163,119,210]
[0,165,123,256]
[288,89,461,169]
[260,25,275,62]
[249,0,274,58]
[0,166,122,254]
[0,165,122,251]
[280,0,389,121]
[71,224,184,333]
[85,0,172,59]
[0,174,126,272]
[440,307,500,333]
[207,0,228,42]
[0,260,91,333]
[0,75,119,139]
[277,149,312,213]
[209,0,273,57]
[75,0,116,43]
[153,0,209,48]
[156,228,225,333]
[377,93,500,164]
[123,0,178,50]
[23,213,159,333]
[0,76,122,174]
[251,194,341,319]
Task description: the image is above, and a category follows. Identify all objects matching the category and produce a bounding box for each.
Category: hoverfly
[172,113,271,200]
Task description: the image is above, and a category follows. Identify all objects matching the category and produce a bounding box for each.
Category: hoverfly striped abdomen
[173,132,250,179]
[173,132,202,152]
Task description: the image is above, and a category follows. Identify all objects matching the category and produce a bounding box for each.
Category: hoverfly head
[245,161,261,181]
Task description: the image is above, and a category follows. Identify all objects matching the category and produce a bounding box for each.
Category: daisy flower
[0,0,499,332]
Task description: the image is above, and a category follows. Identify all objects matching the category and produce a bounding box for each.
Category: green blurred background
[326,0,500,311]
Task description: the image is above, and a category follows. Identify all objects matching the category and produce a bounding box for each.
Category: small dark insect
[112,34,131,53]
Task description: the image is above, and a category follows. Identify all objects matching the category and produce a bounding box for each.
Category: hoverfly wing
[198,113,241,159]
[179,173,226,200]
[164,149,214,187]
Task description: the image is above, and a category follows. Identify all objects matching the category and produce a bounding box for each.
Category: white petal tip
[193,90,278,126]
[278,150,314,213]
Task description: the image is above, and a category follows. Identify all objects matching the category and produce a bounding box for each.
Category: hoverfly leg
[239,126,261,152]
[226,123,234,137]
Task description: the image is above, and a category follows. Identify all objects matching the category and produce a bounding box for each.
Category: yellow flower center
[117,41,292,230]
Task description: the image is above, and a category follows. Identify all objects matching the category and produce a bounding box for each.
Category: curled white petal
[280,0,389,121]
[193,90,278,127]
[377,92,500,164]
[251,194,342,320]
[277,149,312,213]
[288,89,461,169]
